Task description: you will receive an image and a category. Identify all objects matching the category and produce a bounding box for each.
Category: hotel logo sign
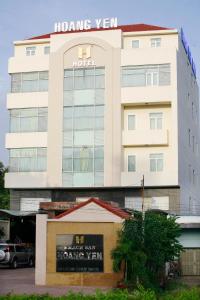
[73,45,95,68]
[78,46,91,59]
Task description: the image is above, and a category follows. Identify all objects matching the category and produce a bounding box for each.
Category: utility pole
[141,175,145,220]
[141,175,145,238]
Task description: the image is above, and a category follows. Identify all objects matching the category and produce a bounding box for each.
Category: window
[150,153,163,172]
[11,71,48,93]
[132,40,139,48]
[125,196,169,211]
[128,155,136,172]
[121,64,170,87]
[26,46,36,56]
[150,113,162,129]
[151,38,161,48]
[63,67,105,187]
[146,71,158,86]
[128,114,135,130]
[9,107,48,133]
[64,67,105,91]
[9,148,47,172]
[44,46,50,54]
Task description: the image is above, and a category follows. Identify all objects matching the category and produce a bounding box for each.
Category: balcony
[122,129,169,147]
[121,86,173,106]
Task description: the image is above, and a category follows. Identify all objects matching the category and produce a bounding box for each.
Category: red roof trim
[28,23,171,40]
[55,198,130,220]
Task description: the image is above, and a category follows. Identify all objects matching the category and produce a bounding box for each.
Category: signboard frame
[56,234,104,273]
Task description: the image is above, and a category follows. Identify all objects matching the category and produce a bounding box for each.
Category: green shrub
[160,287,200,300]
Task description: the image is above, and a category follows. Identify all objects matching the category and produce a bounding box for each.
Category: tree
[111,211,183,288]
[0,161,9,209]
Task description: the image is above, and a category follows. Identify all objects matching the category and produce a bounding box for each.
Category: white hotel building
[5,23,200,215]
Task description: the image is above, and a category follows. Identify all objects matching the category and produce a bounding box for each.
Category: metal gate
[181,248,200,275]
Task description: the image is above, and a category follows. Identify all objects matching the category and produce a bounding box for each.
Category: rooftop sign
[54,17,118,33]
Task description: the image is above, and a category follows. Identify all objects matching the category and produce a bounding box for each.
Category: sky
[0,0,200,165]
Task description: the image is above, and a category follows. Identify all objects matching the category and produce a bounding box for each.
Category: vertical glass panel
[38,116,47,131]
[95,117,104,129]
[74,131,94,146]
[62,67,104,187]
[64,77,73,91]
[21,117,37,131]
[153,73,158,85]
[95,130,104,145]
[73,90,95,105]
[22,80,38,92]
[73,173,93,186]
[94,172,104,186]
[63,132,73,146]
[128,155,136,172]
[150,153,163,172]
[95,75,105,89]
[150,159,156,172]
[63,173,73,186]
[74,117,94,130]
[10,118,20,132]
[63,91,73,106]
[128,115,135,130]
[95,89,104,105]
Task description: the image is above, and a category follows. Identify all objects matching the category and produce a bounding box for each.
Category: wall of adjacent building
[177,37,200,215]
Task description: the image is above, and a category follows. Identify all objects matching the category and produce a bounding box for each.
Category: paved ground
[0,267,110,296]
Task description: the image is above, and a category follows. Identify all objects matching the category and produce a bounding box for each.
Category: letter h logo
[78,46,91,59]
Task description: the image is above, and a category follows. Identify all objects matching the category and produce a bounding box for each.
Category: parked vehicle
[0,243,35,268]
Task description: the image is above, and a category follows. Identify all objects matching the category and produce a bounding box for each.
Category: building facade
[5,23,200,215]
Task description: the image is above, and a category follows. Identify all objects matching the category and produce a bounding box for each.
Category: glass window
[150,153,163,172]
[39,71,49,91]
[63,67,105,187]
[146,69,158,86]
[11,71,48,93]
[132,40,139,48]
[9,148,47,172]
[128,155,136,172]
[128,115,135,130]
[150,113,163,129]
[151,38,161,48]
[11,73,21,93]
[125,196,169,211]
[26,47,36,56]
[9,108,48,133]
[22,72,38,92]
[121,64,170,87]
[44,46,50,54]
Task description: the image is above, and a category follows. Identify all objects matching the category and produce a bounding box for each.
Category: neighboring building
[5,23,199,215]
[177,216,200,276]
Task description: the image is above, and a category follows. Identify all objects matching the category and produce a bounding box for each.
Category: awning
[0,209,37,217]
